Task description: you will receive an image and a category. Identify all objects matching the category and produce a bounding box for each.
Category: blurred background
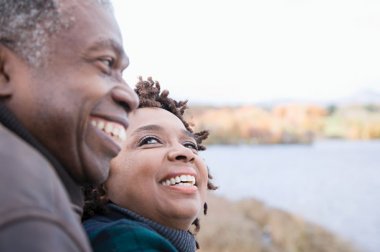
[112,1,380,251]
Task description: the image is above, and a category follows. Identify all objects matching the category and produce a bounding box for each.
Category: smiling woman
[82,77,217,252]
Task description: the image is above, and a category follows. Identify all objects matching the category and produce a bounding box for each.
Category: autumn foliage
[186,104,380,144]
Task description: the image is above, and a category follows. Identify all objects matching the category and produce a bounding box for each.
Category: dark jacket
[0,105,91,252]
[84,203,197,252]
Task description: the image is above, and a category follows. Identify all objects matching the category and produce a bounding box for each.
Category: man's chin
[82,155,111,185]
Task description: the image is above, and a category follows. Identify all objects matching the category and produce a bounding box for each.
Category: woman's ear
[0,45,13,98]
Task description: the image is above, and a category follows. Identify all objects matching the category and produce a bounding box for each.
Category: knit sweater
[84,203,197,252]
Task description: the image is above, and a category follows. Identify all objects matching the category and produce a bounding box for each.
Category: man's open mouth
[91,117,126,143]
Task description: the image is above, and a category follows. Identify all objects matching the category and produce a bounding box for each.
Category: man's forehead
[59,0,112,9]
[57,0,113,23]
[36,0,122,68]
[55,0,120,45]
[52,0,110,29]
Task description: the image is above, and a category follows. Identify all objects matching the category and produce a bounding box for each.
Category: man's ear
[0,44,13,98]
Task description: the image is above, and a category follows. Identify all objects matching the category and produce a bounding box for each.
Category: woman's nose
[167,144,195,163]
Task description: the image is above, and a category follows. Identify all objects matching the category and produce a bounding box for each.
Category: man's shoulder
[0,124,73,225]
[0,124,92,251]
[0,124,52,176]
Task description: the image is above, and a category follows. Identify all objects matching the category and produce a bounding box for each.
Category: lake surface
[201,140,380,252]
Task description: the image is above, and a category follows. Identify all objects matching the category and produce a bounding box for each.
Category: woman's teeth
[161,175,196,187]
[91,119,126,142]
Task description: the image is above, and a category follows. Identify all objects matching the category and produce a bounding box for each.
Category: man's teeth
[91,119,126,142]
[161,175,196,186]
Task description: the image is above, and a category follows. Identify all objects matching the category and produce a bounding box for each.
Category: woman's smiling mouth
[160,174,197,187]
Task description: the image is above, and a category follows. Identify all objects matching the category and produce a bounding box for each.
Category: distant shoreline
[186,104,380,145]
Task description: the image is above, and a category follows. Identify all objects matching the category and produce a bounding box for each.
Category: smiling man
[0,0,138,251]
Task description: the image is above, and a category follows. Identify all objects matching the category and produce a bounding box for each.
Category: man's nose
[110,84,139,113]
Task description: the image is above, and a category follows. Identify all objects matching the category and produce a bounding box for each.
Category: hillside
[197,193,361,252]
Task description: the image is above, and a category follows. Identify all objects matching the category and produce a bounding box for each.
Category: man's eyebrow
[85,39,128,62]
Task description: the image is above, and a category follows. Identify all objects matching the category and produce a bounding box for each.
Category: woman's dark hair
[82,77,217,248]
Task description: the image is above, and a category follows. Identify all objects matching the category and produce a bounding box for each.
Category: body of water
[201,140,380,252]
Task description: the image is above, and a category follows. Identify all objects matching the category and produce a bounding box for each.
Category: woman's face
[106,107,208,230]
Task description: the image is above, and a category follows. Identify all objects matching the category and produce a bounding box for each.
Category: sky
[112,0,380,105]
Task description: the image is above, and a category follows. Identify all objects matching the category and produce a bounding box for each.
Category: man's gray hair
[0,0,112,66]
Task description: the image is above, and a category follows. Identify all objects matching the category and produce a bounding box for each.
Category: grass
[196,193,362,252]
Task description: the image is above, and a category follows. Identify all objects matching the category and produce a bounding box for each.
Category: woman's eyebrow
[132,124,164,135]
[131,125,195,139]
[182,129,195,139]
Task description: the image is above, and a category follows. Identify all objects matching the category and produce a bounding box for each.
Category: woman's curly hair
[82,77,217,248]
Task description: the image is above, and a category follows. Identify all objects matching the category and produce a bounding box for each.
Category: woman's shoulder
[83,213,149,236]
[83,215,178,252]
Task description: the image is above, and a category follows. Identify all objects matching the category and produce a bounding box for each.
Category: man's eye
[184,141,198,151]
[138,136,161,146]
[99,57,114,68]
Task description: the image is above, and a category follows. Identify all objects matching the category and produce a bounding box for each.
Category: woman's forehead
[127,107,187,133]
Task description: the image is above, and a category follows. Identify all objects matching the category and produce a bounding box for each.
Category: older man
[0,0,138,251]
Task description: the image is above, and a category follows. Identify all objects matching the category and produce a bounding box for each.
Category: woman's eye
[184,142,198,151]
[138,136,161,146]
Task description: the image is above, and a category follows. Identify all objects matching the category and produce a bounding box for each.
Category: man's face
[6,1,139,184]
[107,108,209,230]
